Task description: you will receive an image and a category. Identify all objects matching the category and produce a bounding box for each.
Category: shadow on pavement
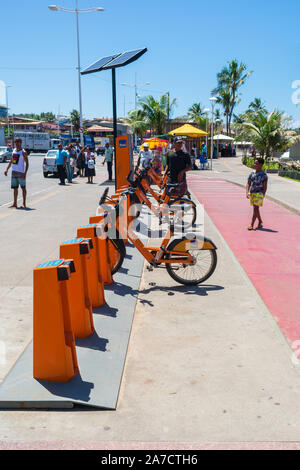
[76,331,109,352]
[139,284,224,304]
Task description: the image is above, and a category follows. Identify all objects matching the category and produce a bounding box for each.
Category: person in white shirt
[4,137,29,208]
[137,142,153,169]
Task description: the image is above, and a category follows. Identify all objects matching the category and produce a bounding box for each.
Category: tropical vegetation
[126,93,177,136]
[236,109,297,160]
[213,60,253,135]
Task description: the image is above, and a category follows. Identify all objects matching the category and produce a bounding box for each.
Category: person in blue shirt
[56,143,68,185]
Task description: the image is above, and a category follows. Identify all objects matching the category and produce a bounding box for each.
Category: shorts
[11,177,26,189]
[250,193,264,207]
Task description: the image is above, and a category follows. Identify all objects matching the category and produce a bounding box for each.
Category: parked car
[0,146,12,163]
[43,149,58,177]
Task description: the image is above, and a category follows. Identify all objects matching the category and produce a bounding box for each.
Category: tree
[216,89,232,134]
[248,98,267,114]
[138,94,177,135]
[240,110,297,159]
[126,109,148,138]
[40,112,56,122]
[70,109,80,132]
[187,103,205,121]
[214,60,252,135]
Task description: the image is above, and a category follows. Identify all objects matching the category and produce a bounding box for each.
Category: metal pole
[6,86,10,143]
[205,112,208,150]
[210,103,214,170]
[112,68,117,189]
[75,0,84,146]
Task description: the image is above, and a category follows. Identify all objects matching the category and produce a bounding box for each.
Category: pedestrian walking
[191,146,198,170]
[4,137,29,208]
[56,143,68,185]
[246,158,268,230]
[85,147,96,184]
[102,142,114,181]
[69,143,77,178]
[137,142,153,169]
[77,147,85,177]
[65,144,73,183]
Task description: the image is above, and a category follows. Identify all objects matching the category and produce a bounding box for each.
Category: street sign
[79,127,84,133]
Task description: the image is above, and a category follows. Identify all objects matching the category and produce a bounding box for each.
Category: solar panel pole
[112,68,117,189]
[75,2,84,146]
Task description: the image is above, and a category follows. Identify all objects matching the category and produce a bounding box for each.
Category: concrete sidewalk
[1,173,300,448]
[200,156,300,214]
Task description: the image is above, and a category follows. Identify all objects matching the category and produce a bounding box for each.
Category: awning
[169,124,208,137]
[87,125,113,132]
[209,134,234,141]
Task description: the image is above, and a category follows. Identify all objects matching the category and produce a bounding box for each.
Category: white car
[43,149,58,177]
[0,146,12,163]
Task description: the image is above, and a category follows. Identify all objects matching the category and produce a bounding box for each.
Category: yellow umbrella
[140,139,169,150]
[169,123,208,137]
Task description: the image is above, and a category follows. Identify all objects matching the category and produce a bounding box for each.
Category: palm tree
[187,103,205,121]
[138,94,176,135]
[248,98,267,114]
[214,60,253,135]
[70,109,80,132]
[241,110,297,160]
[216,89,232,134]
[126,109,148,138]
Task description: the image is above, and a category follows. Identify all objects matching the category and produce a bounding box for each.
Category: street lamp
[203,107,210,152]
[5,85,12,144]
[209,97,217,170]
[121,74,150,146]
[121,74,150,109]
[48,2,104,146]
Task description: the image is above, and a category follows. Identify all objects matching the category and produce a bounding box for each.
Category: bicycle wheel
[168,198,197,228]
[108,230,126,275]
[165,237,217,286]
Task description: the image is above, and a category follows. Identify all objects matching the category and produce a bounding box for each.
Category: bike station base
[0,243,144,410]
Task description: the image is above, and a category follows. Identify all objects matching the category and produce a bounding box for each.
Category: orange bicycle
[99,187,217,286]
[127,168,197,228]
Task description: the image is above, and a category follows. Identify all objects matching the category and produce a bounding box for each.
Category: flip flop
[247,226,253,231]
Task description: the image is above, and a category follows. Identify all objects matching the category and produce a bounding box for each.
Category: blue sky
[1,0,300,125]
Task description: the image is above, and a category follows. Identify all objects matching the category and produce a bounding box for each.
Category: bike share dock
[0,243,144,409]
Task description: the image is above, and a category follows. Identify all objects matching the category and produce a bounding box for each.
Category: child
[246,158,268,230]
[86,148,96,184]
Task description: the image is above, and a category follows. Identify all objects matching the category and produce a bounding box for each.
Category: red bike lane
[188,175,300,347]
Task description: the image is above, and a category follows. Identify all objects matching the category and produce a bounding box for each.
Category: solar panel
[102,48,147,70]
[81,54,120,75]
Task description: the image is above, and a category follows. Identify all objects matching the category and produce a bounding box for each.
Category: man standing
[4,137,29,208]
[137,142,153,169]
[166,137,192,197]
[102,142,114,181]
[56,143,68,185]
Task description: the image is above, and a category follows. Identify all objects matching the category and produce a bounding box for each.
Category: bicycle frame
[103,194,195,266]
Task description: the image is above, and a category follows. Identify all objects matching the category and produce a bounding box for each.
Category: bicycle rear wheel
[165,237,217,285]
[168,198,197,228]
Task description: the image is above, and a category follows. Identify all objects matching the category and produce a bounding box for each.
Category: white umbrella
[209,134,234,141]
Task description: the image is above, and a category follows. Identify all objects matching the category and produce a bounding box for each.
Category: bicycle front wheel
[108,230,126,275]
[165,238,217,286]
